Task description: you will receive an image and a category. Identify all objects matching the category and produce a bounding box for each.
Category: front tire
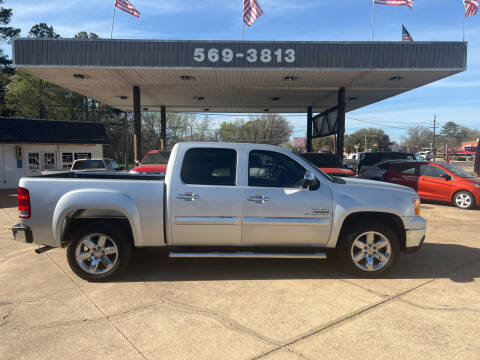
[67,222,132,282]
[338,221,400,277]
[453,191,476,210]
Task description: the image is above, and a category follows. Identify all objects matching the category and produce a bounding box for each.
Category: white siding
[0,143,103,189]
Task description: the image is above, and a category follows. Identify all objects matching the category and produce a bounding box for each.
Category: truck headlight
[412,198,421,216]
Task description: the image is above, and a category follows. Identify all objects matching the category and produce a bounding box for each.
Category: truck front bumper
[403,216,426,253]
[12,224,33,244]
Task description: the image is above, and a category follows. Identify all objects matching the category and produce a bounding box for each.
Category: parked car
[358,152,416,173]
[129,150,171,175]
[71,158,123,172]
[383,161,480,210]
[358,160,418,181]
[42,158,123,175]
[13,142,426,281]
[416,151,433,161]
[299,152,355,177]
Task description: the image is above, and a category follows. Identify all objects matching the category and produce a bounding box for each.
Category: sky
[3,0,480,142]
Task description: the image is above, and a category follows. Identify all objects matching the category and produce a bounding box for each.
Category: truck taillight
[18,186,31,218]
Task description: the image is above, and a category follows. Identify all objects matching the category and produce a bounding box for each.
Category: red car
[299,153,355,177]
[383,161,480,210]
[129,150,171,175]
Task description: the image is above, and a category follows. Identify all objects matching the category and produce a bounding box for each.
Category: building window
[75,153,92,160]
[44,153,56,170]
[28,153,39,170]
[62,153,73,169]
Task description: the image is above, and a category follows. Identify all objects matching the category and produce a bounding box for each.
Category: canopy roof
[13,39,467,114]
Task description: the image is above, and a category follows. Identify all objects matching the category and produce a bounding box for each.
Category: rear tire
[337,220,400,277]
[67,222,132,282]
[453,191,475,210]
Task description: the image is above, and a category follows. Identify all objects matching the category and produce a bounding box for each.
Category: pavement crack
[0,308,12,327]
[45,253,149,360]
[148,289,280,347]
[398,298,480,313]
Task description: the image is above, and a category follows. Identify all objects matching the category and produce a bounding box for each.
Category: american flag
[402,25,413,41]
[464,0,479,17]
[115,0,140,18]
[374,0,413,9]
[474,139,480,176]
[243,0,264,27]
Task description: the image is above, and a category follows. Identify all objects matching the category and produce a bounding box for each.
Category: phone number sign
[193,47,296,65]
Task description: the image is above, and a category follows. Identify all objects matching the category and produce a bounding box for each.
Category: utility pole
[432,115,437,160]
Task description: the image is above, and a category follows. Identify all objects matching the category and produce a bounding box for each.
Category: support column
[133,86,141,162]
[306,106,313,152]
[161,106,167,151]
[336,87,346,160]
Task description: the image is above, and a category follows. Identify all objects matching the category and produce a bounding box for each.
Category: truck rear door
[169,144,243,246]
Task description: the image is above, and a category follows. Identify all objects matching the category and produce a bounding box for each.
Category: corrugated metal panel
[12,39,467,70]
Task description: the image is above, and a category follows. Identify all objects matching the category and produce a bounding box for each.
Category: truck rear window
[181,148,237,186]
[72,160,105,170]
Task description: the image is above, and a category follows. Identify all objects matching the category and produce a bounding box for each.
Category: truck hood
[340,177,417,196]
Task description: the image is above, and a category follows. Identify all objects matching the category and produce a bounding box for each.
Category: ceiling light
[389,76,403,82]
[120,96,128,100]
[143,107,149,111]
[181,75,195,80]
[271,97,280,101]
[284,76,298,81]
[204,108,210,112]
[194,96,205,101]
[264,109,269,112]
[73,74,85,79]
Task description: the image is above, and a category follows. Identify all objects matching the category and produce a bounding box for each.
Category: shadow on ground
[116,243,480,284]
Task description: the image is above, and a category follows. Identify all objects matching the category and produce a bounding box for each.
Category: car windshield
[110,160,122,170]
[441,163,474,178]
[300,153,342,168]
[141,151,171,165]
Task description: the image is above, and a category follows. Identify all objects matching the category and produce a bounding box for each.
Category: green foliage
[28,23,60,38]
[218,114,292,145]
[344,128,390,153]
[74,31,99,39]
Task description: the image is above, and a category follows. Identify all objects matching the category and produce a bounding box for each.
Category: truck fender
[52,189,142,247]
[327,195,405,248]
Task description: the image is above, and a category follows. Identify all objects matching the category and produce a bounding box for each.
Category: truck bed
[39,171,165,181]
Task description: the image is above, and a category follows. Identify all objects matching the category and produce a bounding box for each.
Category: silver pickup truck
[12,142,426,281]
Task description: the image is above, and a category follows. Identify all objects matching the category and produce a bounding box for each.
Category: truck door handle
[247,195,269,204]
[176,193,200,201]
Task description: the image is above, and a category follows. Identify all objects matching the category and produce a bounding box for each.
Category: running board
[168,251,327,259]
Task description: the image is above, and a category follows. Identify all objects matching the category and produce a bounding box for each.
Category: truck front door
[169,146,243,246]
[242,149,332,247]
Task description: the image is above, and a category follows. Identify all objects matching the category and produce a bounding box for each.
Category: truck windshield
[72,160,105,170]
[141,151,171,165]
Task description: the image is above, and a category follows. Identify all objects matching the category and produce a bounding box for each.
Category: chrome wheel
[75,233,118,275]
[455,193,472,209]
[350,231,392,272]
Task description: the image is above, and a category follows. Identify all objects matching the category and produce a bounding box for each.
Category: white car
[358,160,400,181]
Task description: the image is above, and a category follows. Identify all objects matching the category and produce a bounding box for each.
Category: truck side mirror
[304,172,316,189]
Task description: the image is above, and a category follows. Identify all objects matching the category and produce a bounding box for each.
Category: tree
[0,0,20,115]
[28,23,60,38]
[345,128,390,153]
[74,31,99,39]
[402,125,434,149]
[218,114,292,145]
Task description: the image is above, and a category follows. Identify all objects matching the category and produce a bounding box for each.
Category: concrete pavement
[0,190,479,359]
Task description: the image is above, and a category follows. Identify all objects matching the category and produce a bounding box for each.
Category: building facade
[0,118,109,189]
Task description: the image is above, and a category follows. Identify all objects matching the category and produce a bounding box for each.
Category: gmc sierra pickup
[12,142,426,281]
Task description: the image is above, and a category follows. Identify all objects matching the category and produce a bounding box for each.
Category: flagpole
[371,0,375,41]
[110,1,117,39]
[242,0,245,40]
[462,4,465,42]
